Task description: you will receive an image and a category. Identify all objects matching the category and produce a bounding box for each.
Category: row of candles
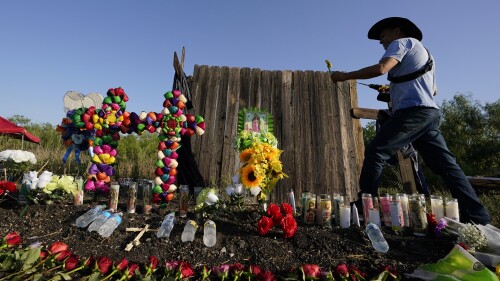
[291,191,459,236]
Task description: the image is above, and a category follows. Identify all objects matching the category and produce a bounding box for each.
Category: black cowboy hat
[368,17,422,41]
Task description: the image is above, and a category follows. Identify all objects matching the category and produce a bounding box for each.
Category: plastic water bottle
[98,212,123,238]
[203,220,217,247]
[87,210,112,232]
[75,205,106,228]
[157,212,176,238]
[181,220,198,242]
[365,223,389,253]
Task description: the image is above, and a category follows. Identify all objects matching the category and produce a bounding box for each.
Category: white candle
[430,195,444,221]
[340,206,351,228]
[445,198,460,221]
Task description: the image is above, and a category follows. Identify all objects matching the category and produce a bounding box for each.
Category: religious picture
[244,111,268,134]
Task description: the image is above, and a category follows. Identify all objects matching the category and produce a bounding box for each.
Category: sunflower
[239,148,253,163]
[240,164,264,188]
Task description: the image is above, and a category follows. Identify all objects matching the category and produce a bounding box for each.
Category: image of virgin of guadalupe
[244,111,269,133]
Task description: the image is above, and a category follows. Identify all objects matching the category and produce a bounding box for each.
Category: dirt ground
[0,190,463,280]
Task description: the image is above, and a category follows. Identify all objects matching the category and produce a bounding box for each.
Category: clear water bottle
[157,212,176,239]
[75,205,106,228]
[87,210,112,232]
[181,220,198,242]
[365,223,389,253]
[203,220,216,247]
[98,212,123,238]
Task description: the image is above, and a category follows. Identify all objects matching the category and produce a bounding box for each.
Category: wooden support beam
[350,107,391,121]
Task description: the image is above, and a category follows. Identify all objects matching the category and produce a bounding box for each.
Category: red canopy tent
[0,116,40,148]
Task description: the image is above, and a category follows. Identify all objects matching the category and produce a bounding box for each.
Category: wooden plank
[239,68,251,108]
[314,71,335,196]
[351,108,391,120]
[301,71,315,193]
[206,66,225,183]
[467,176,500,191]
[329,79,343,196]
[250,68,261,108]
[343,81,361,200]
[309,71,324,193]
[190,65,210,177]
[278,71,294,203]
[397,151,417,194]
[349,81,364,194]
[220,67,241,178]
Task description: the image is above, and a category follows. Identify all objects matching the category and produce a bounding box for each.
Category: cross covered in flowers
[57,87,205,204]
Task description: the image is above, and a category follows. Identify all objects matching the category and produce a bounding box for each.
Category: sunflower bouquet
[234,108,286,203]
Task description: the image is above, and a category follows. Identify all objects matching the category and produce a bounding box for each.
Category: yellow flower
[240,164,264,188]
[239,149,253,163]
[325,59,332,69]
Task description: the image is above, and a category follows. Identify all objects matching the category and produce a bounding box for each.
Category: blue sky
[1,1,499,126]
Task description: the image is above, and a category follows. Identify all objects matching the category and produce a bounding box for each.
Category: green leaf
[32,273,44,281]
[21,247,41,271]
[60,272,72,280]
[1,254,14,270]
[89,272,101,281]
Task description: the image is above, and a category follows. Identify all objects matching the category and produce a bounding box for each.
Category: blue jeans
[359,107,490,224]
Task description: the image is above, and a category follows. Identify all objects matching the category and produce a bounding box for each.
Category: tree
[439,93,500,176]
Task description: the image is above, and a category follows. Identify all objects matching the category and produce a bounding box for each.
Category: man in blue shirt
[330,17,490,225]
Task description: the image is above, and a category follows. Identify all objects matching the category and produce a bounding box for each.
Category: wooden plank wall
[188,65,364,204]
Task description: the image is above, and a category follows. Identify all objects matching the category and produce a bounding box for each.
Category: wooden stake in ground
[125,224,149,252]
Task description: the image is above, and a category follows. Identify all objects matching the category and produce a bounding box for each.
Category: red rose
[249,264,262,276]
[280,214,297,238]
[84,256,95,267]
[281,203,294,215]
[55,250,71,261]
[267,203,281,217]
[0,181,17,193]
[39,250,49,260]
[64,254,79,271]
[0,189,4,196]
[179,261,194,278]
[4,232,21,246]
[257,216,274,235]
[348,265,366,280]
[148,255,159,270]
[231,263,245,276]
[115,258,128,271]
[127,263,140,276]
[48,241,68,254]
[335,263,349,279]
[381,265,398,278]
[96,256,112,275]
[300,264,321,278]
[257,270,276,281]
